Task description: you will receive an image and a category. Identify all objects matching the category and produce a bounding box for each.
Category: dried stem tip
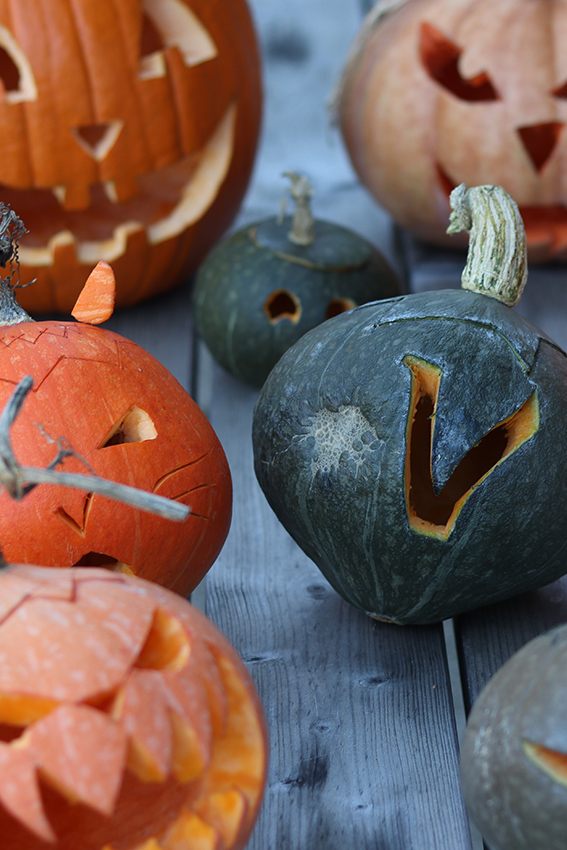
[447,184,527,307]
[282,172,315,246]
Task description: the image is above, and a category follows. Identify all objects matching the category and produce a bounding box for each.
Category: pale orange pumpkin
[338,0,567,262]
[0,564,268,850]
[0,0,262,312]
[0,260,232,597]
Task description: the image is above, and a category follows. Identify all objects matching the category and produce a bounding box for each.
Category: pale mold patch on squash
[404,354,540,540]
[308,406,381,477]
[523,740,567,787]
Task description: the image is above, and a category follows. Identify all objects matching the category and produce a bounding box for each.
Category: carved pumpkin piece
[338,0,567,261]
[0,0,261,311]
[0,566,267,850]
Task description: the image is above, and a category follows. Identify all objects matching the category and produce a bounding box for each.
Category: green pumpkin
[461,624,567,850]
[252,184,567,624]
[192,174,401,387]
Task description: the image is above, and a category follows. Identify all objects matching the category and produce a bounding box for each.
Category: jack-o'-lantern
[192,173,401,388]
[0,565,268,850]
[0,230,232,596]
[461,624,567,850]
[252,185,567,624]
[338,0,567,262]
[0,0,262,312]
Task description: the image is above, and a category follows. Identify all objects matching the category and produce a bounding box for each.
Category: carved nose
[72,120,123,162]
[517,121,564,172]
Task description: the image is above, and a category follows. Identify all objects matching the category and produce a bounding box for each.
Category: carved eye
[419,22,499,102]
[0,25,37,103]
[139,0,217,80]
[552,80,567,99]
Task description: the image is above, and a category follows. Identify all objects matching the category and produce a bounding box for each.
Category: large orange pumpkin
[0,261,232,597]
[0,0,262,312]
[338,0,567,262]
[0,564,268,850]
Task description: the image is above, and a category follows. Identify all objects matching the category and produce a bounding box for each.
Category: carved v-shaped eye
[552,79,567,99]
[419,22,499,102]
[140,0,217,80]
[0,25,37,103]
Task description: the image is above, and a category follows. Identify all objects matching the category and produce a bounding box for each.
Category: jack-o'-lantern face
[338,0,567,262]
[0,0,261,311]
[0,567,267,850]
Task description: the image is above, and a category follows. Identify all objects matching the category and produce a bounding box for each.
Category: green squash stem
[447,183,527,307]
[282,172,316,246]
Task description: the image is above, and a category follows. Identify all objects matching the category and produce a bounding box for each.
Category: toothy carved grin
[4,103,236,268]
[437,164,567,255]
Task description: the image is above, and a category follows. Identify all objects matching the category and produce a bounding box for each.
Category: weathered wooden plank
[195,345,473,850]
[455,577,567,714]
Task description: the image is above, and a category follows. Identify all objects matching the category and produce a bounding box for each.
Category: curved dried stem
[0,376,190,522]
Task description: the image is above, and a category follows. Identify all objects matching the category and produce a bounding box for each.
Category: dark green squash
[252,184,567,624]
[192,173,401,387]
[461,624,567,850]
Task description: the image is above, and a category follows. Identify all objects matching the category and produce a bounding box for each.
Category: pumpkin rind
[338,0,567,262]
[461,624,567,850]
[0,318,232,596]
[0,565,268,850]
[0,0,262,311]
[252,289,567,624]
[192,214,401,387]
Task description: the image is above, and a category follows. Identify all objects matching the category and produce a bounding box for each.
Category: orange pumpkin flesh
[0,565,267,850]
[0,0,262,312]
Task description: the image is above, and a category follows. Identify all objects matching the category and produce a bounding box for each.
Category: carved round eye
[419,22,499,102]
[139,0,217,80]
[0,25,37,103]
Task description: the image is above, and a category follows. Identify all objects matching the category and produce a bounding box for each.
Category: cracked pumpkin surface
[0,566,267,850]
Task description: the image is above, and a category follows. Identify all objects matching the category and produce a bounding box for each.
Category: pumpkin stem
[282,172,316,246]
[0,279,32,325]
[446,183,527,307]
[0,376,189,522]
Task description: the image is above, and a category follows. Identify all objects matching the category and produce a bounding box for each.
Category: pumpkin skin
[252,288,567,624]
[0,314,232,597]
[461,624,567,850]
[0,0,262,312]
[338,0,567,262]
[192,213,401,387]
[0,564,267,850]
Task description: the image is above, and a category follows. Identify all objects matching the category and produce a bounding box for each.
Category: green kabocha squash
[192,173,401,387]
[461,624,567,850]
[252,183,567,625]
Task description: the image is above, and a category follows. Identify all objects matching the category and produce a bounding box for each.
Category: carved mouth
[3,103,236,268]
[437,164,567,256]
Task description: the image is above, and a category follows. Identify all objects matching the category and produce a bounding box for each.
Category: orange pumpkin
[0,564,267,850]
[0,262,232,597]
[338,0,567,262]
[0,0,262,312]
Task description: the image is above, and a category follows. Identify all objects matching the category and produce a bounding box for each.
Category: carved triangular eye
[420,22,499,102]
[139,0,217,80]
[552,79,567,99]
[0,25,36,103]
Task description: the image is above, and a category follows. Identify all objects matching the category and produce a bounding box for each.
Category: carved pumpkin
[0,564,267,850]
[461,624,567,850]
[0,0,262,312]
[0,260,232,597]
[338,0,567,262]
[252,186,567,624]
[192,173,401,388]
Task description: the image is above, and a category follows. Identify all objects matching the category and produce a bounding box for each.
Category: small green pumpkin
[461,624,567,850]
[192,173,401,387]
[252,184,567,624]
